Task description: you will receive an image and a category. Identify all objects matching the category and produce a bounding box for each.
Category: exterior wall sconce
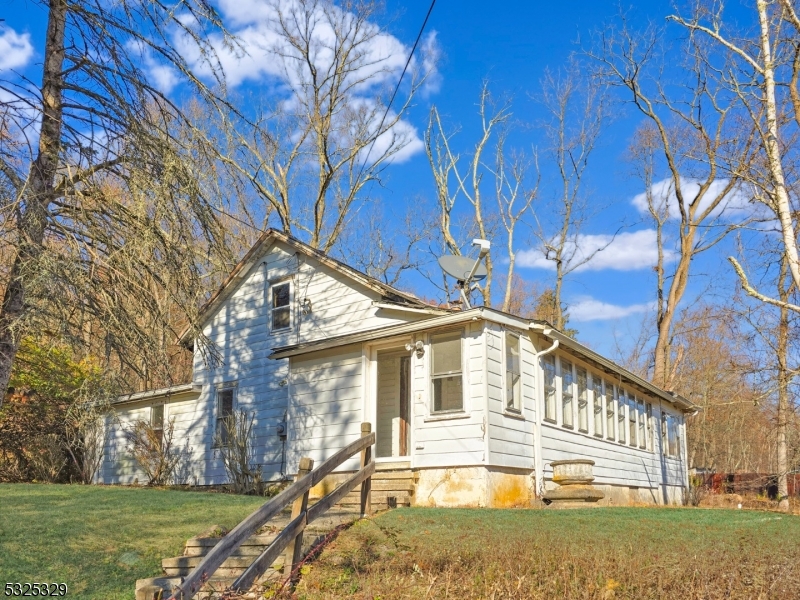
[405,340,425,358]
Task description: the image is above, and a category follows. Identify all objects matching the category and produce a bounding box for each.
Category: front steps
[341,465,417,510]
[135,509,357,600]
[135,468,416,599]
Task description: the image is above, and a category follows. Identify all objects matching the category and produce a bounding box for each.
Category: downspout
[529,324,559,500]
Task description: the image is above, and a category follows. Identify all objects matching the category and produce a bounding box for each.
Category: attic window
[271,281,291,331]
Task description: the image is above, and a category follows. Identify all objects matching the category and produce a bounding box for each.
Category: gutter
[113,383,202,407]
[529,323,696,413]
[270,308,484,359]
[371,301,450,316]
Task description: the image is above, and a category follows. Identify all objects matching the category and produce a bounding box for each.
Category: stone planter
[543,459,604,509]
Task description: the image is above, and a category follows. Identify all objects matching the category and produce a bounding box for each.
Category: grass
[295,507,800,600]
[0,483,266,599]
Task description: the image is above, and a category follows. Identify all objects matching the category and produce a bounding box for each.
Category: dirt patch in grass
[292,507,800,600]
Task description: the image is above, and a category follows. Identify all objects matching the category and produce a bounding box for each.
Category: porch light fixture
[405,340,425,358]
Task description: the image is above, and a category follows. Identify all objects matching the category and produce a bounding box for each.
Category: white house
[99,229,693,507]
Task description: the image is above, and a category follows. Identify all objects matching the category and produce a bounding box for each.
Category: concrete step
[163,553,281,578]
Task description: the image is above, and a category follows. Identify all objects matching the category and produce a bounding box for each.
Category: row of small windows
[541,354,681,457]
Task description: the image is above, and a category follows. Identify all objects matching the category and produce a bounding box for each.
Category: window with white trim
[605,382,616,441]
[151,404,164,448]
[618,388,627,444]
[667,414,680,457]
[270,280,292,331]
[431,329,464,413]
[628,393,637,447]
[637,398,646,449]
[646,403,654,451]
[505,332,521,412]
[577,367,588,432]
[543,355,556,422]
[592,375,603,437]
[661,411,668,454]
[215,387,235,447]
[561,359,574,429]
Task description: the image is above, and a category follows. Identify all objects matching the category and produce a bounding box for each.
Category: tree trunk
[0,0,67,404]
[652,226,694,388]
[777,254,790,512]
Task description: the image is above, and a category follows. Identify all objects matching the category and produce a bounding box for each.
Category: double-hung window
[543,355,556,422]
[605,383,616,441]
[618,389,627,444]
[270,281,292,331]
[667,414,680,457]
[628,394,637,447]
[661,412,668,455]
[577,367,588,433]
[215,387,235,447]
[505,333,521,412]
[646,403,654,451]
[151,404,164,448]
[637,398,646,449]
[561,359,574,428]
[431,330,464,413]
[592,375,603,437]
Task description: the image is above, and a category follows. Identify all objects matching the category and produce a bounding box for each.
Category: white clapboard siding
[485,324,535,470]
[540,415,686,488]
[411,321,486,469]
[286,344,365,474]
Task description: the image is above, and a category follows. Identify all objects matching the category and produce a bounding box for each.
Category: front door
[376,349,411,458]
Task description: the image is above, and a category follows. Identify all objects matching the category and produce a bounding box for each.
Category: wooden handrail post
[284,456,313,584]
[360,422,372,517]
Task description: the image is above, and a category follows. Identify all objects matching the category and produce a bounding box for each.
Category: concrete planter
[543,459,604,509]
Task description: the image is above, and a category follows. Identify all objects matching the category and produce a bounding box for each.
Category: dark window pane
[272,306,290,330]
[433,376,463,412]
[151,404,164,429]
[273,283,290,308]
[217,389,234,446]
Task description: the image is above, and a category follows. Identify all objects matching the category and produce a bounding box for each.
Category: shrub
[125,417,181,485]
[214,409,263,495]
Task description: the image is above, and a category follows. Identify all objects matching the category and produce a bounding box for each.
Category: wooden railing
[168,422,375,600]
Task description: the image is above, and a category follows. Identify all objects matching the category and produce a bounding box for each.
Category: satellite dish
[438,255,488,282]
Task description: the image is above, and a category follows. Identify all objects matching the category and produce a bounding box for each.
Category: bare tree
[590,18,756,388]
[528,66,610,330]
[425,83,537,309]
[667,0,800,511]
[0,0,237,404]
[214,0,435,253]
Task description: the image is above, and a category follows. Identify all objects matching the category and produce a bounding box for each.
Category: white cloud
[630,177,753,221]
[569,296,654,322]
[172,0,438,164]
[516,229,675,272]
[0,26,34,72]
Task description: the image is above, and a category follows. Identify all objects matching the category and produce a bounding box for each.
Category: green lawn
[296,507,800,600]
[0,484,266,599]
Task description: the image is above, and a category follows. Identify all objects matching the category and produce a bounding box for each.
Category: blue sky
[3,0,758,358]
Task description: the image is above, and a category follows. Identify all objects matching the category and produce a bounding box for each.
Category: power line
[358,0,437,171]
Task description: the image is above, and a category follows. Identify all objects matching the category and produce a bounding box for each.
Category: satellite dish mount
[437,239,491,309]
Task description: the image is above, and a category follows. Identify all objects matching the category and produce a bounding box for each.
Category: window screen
[505,333,521,411]
[151,404,164,448]
[577,367,588,432]
[593,375,603,437]
[216,388,235,446]
[543,355,556,422]
[431,330,463,412]
[561,360,574,428]
[271,282,291,330]
[605,383,616,441]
